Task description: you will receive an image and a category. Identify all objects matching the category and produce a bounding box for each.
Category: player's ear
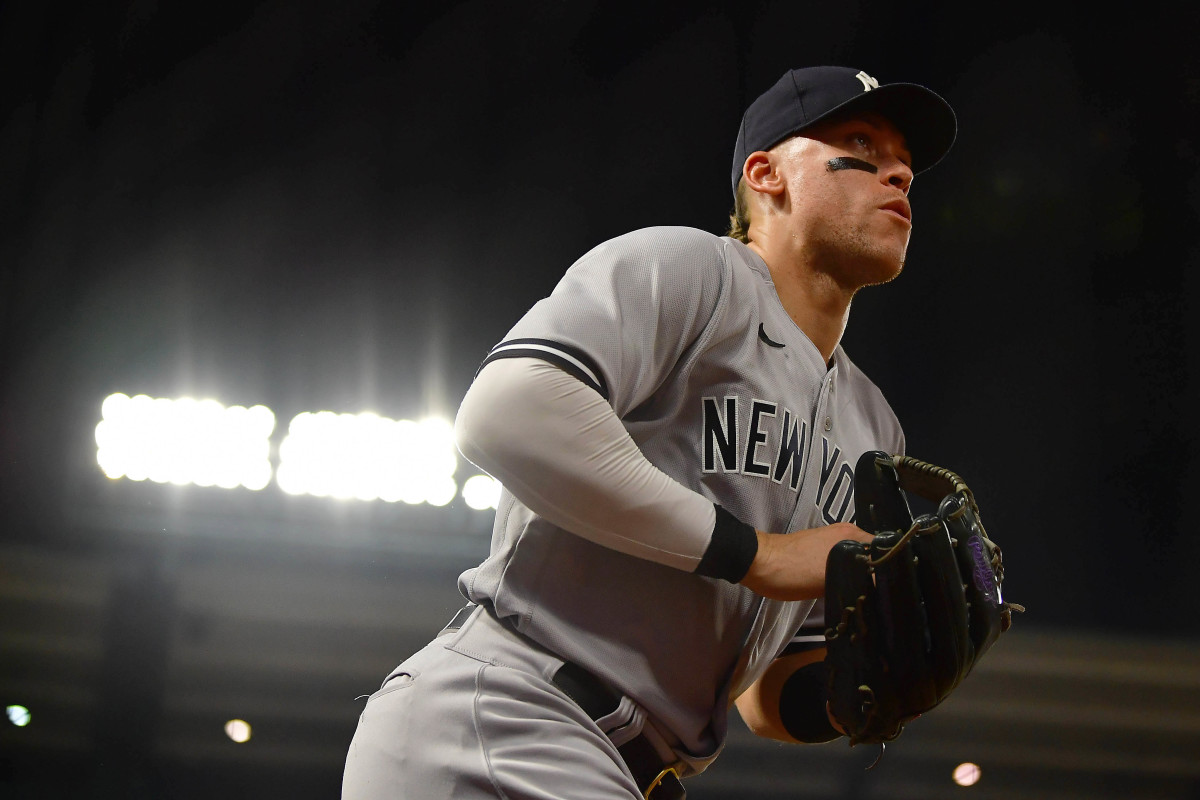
[742,152,785,197]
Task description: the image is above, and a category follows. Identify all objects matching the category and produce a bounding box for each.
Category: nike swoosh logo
[758,323,785,348]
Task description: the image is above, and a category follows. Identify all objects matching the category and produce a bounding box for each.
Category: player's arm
[740,524,870,600]
[734,649,844,743]
[455,357,867,594]
[735,614,846,744]
[455,356,744,577]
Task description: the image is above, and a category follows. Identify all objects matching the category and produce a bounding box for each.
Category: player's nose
[880,157,913,195]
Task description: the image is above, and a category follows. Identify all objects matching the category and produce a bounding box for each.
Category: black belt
[442,605,685,800]
[551,661,686,800]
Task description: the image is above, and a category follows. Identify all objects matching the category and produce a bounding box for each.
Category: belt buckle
[644,766,683,800]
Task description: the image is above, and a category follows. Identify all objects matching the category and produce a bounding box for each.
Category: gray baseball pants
[341,604,648,799]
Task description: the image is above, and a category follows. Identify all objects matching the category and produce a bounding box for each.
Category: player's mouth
[880,198,912,225]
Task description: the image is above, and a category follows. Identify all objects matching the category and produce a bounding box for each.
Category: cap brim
[811,83,957,174]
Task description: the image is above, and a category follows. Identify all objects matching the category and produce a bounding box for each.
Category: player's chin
[855,248,906,287]
[859,227,908,281]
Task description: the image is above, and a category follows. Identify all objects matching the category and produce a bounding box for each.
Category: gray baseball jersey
[459,225,905,773]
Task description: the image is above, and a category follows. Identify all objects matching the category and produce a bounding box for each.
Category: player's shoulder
[586,225,730,262]
[570,226,738,291]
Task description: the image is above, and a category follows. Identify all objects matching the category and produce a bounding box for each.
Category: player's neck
[747,240,852,366]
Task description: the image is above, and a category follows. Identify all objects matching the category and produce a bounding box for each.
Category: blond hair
[725,178,751,243]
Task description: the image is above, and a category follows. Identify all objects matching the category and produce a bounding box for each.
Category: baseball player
[342,66,957,800]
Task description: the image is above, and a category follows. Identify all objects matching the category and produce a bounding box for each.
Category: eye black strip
[826,157,878,174]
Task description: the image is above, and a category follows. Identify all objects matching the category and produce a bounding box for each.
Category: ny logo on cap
[855,71,879,91]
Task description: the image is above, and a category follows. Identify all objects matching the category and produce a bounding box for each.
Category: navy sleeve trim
[478,338,609,400]
[694,505,758,583]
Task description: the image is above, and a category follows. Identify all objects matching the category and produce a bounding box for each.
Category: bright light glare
[277,412,458,504]
[225,719,251,743]
[462,475,502,510]
[6,705,30,727]
[953,762,981,787]
[96,394,275,490]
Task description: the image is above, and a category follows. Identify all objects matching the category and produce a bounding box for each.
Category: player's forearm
[735,649,843,744]
[455,358,754,576]
[739,523,872,601]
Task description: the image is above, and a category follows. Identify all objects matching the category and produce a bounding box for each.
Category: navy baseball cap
[731,66,957,194]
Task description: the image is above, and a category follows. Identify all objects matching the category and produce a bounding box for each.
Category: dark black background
[4,0,1199,629]
[1,2,1198,789]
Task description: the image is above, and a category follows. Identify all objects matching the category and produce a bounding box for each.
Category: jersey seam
[467,492,516,602]
[672,239,735,411]
[472,663,514,800]
[605,230,731,418]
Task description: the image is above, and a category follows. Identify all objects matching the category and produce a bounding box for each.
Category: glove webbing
[866,454,1025,615]
[893,454,978,517]
[864,454,975,568]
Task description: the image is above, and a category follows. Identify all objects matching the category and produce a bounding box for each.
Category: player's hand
[739,523,873,601]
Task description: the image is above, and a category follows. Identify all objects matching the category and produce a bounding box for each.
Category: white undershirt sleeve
[454,357,719,572]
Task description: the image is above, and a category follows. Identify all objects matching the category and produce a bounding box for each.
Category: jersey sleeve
[476,227,729,416]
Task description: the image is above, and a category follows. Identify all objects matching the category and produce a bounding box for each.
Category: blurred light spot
[953,762,981,787]
[463,475,502,510]
[6,705,30,727]
[96,394,275,491]
[424,475,458,507]
[278,413,458,505]
[225,719,251,743]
